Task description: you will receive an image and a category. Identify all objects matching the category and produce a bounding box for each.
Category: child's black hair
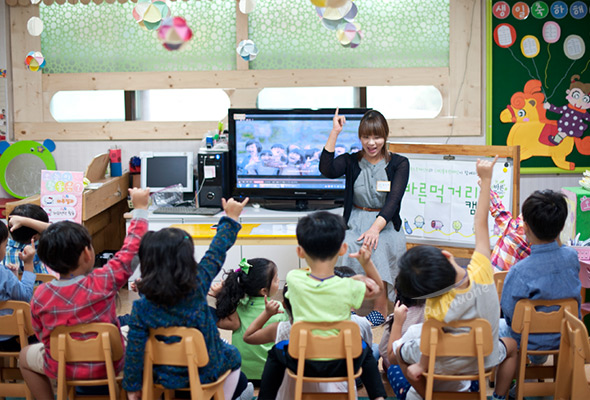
[136,228,197,307]
[0,220,8,244]
[282,284,292,319]
[396,245,456,300]
[215,258,277,319]
[9,204,49,244]
[334,266,356,278]
[394,275,426,308]
[522,189,568,242]
[37,221,92,274]
[296,211,347,261]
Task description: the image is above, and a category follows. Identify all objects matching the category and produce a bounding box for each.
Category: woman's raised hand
[332,107,346,135]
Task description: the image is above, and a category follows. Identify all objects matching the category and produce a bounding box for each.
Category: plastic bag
[150,184,184,207]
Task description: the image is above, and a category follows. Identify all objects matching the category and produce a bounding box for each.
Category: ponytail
[215,258,277,319]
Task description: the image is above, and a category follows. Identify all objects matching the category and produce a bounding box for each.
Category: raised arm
[474,156,497,258]
[324,108,345,152]
[8,215,50,234]
[387,301,408,365]
[349,243,383,300]
[243,295,282,345]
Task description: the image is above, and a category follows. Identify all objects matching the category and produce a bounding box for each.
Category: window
[366,86,442,119]
[137,89,230,121]
[50,90,125,122]
[257,87,358,109]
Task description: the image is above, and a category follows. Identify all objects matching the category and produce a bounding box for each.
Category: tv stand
[260,199,341,212]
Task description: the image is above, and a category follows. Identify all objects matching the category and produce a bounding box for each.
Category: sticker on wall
[542,21,560,44]
[236,39,259,61]
[512,2,530,20]
[492,1,511,19]
[563,34,585,60]
[27,17,44,36]
[520,35,540,58]
[24,51,46,72]
[239,0,256,14]
[550,1,568,19]
[570,1,588,19]
[531,1,549,19]
[158,17,193,51]
[493,23,516,48]
[133,0,171,31]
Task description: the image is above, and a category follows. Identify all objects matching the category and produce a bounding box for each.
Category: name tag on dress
[376,180,391,192]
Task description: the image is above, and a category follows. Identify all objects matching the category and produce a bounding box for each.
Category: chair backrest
[0,301,34,345]
[494,271,508,302]
[511,298,578,335]
[35,273,57,284]
[554,309,590,400]
[419,318,494,358]
[579,261,590,289]
[145,326,210,368]
[287,321,363,361]
[49,323,124,363]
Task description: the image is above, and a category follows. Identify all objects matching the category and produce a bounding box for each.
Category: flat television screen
[228,108,369,210]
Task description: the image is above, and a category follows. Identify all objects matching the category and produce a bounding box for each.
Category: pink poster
[40,170,84,224]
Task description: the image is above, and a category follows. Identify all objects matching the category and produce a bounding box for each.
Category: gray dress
[337,158,407,301]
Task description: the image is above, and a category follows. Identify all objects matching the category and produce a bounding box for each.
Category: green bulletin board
[487,0,590,174]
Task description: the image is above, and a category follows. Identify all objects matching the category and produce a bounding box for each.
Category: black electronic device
[197,151,231,208]
[228,108,370,211]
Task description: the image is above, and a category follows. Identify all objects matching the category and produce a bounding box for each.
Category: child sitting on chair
[394,157,518,400]
[5,204,50,274]
[19,188,150,400]
[122,197,254,400]
[257,211,387,400]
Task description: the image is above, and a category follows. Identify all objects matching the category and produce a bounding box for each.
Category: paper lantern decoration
[158,17,193,51]
[27,17,44,36]
[133,0,171,31]
[239,0,256,14]
[24,51,46,72]
[236,39,259,61]
[336,21,362,48]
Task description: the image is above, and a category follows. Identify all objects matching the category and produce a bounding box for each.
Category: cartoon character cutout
[544,74,590,145]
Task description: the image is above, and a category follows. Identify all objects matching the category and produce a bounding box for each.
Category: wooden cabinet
[5,173,130,254]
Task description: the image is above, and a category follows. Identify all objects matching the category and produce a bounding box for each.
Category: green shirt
[232,295,288,380]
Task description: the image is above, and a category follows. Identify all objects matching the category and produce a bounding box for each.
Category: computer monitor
[140,152,194,193]
[228,108,369,210]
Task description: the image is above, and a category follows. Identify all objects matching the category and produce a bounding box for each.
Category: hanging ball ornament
[236,39,259,61]
[157,17,193,51]
[24,51,46,72]
[336,21,363,48]
[133,0,171,31]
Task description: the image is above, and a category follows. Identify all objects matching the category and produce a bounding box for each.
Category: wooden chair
[49,323,124,400]
[579,260,590,318]
[420,318,493,400]
[142,327,231,400]
[511,298,578,400]
[554,309,590,400]
[0,301,33,400]
[286,320,362,400]
[493,271,508,302]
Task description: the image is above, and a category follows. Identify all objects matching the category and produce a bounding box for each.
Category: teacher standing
[319,109,409,321]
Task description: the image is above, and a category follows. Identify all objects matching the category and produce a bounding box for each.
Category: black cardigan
[319,148,410,231]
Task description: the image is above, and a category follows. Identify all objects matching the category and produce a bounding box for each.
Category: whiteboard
[399,154,514,248]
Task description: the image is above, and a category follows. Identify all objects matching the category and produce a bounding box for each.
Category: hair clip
[237,258,251,274]
[184,235,190,240]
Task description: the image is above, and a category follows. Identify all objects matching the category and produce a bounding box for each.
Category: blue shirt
[4,238,46,274]
[500,241,581,350]
[0,265,35,341]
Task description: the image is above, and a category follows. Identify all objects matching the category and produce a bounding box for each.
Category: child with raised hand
[215,257,288,384]
[394,156,518,400]
[5,204,50,274]
[123,197,253,400]
[19,188,150,400]
[0,220,37,352]
[257,211,387,400]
